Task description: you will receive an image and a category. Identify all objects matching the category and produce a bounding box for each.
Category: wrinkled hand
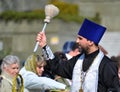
[36,32,47,48]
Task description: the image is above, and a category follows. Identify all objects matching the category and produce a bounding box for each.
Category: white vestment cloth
[70,50,104,92]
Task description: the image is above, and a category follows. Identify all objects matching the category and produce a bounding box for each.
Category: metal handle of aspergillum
[33,4,59,53]
[33,23,47,53]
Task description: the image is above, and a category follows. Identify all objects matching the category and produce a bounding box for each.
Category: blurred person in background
[36,18,120,92]
[19,54,66,92]
[117,56,120,80]
[0,55,24,92]
[62,41,82,60]
[111,55,120,80]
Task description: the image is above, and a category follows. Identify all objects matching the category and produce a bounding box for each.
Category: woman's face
[4,63,19,77]
[36,63,44,76]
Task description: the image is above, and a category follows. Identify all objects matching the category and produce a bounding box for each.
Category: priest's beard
[81,46,89,54]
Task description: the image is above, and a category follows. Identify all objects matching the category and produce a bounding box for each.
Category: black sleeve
[99,56,120,92]
[46,54,80,80]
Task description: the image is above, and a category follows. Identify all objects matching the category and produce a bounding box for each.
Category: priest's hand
[36,32,47,48]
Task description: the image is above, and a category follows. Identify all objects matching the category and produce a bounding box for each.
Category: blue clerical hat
[78,18,106,44]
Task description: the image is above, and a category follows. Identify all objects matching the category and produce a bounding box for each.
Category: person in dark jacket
[36,18,120,92]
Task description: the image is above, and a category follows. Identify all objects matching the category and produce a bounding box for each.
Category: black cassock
[45,49,120,92]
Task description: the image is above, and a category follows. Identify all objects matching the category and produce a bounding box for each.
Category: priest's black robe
[46,50,120,92]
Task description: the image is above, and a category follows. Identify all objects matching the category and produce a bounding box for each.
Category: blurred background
[0,0,120,63]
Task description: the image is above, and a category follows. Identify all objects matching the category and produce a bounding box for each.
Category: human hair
[71,42,81,52]
[36,55,46,66]
[62,41,81,53]
[1,55,20,71]
[54,51,67,61]
[98,45,108,55]
[111,56,120,67]
[25,54,46,74]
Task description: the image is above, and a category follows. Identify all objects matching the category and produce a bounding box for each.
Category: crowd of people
[0,18,120,92]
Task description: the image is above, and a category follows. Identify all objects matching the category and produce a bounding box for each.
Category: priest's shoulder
[100,56,117,69]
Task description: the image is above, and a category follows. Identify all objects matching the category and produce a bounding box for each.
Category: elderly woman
[0,55,24,92]
[19,54,66,92]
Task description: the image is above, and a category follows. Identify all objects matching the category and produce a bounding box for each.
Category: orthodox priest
[36,18,120,92]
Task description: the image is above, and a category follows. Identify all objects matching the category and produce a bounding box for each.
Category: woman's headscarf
[24,54,37,74]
